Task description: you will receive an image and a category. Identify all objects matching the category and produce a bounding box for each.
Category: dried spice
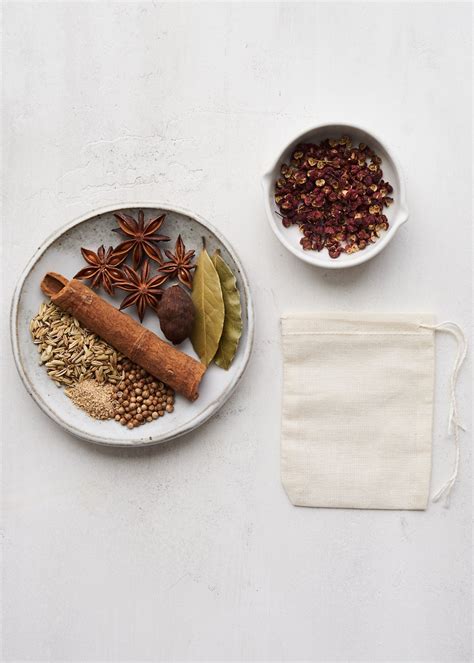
[114,261,168,322]
[112,209,170,267]
[190,248,225,366]
[274,136,393,258]
[41,272,205,401]
[65,379,116,420]
[157,285,195,345]
[30,301,123,387]
[159,235,196,289]
[112,359,175,429]
[74,245,125,295]
[212,251,242,370]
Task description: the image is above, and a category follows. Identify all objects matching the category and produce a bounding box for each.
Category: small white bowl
[262,123,408,269]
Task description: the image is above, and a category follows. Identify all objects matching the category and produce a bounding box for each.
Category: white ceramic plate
[262,122,409,269]
[11,203,254,447]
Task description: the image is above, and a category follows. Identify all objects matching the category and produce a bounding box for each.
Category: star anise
[74,245,126,296]
[158,234,196,289]
[114,261,169,322]
[112,209,170,268]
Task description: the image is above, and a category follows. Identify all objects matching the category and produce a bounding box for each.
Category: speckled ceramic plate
[11,203,254,447]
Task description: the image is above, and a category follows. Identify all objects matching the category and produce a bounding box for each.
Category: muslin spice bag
[280,313,467,510]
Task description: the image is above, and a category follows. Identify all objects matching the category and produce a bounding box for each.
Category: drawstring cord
[419,322,468,506]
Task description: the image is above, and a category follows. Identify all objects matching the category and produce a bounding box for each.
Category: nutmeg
[157,285,195,345]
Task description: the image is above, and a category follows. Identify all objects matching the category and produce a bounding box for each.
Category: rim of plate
[262,121,409,269]
[10,202,255,447]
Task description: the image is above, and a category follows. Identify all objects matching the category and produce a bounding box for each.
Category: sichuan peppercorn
[274,136,394,258]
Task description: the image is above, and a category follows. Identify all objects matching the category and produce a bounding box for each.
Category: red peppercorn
[274,136,393,258]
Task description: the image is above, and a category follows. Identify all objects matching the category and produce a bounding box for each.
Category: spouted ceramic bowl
[11,203,254,447]
[262,123,408,269]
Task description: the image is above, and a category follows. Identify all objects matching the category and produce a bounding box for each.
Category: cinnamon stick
[41,272,206,401]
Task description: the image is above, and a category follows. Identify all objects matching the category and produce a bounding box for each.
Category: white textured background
[2,2,472,662]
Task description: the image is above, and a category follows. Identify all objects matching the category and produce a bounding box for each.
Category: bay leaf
[212,251,242,370]
[190,248,225,366]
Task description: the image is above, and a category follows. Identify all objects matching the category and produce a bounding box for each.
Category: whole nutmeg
[157,285,195,345]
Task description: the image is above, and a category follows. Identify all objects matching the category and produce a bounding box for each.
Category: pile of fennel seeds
[30,301,123,388]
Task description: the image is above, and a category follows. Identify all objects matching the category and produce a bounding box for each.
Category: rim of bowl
[262,122,409,269]
[10,202,255,447]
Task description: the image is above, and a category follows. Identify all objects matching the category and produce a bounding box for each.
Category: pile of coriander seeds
[113,359,175,429]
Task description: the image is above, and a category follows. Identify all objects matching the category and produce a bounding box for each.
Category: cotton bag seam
[282,331,433,336]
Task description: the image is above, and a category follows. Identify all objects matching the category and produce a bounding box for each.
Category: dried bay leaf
[190,248,225,366]
[212,251,242,370]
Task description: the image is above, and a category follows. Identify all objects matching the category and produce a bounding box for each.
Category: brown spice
[65,379,116,419]
[158,235,196,289]
[30,301,123,387]
[112,209,170,268]
[74,245,126,295]
[274,136,393,258]
[156,285,195,345]
[112,358,175,429]
[114,261,168,322]
[41,272,206,401]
